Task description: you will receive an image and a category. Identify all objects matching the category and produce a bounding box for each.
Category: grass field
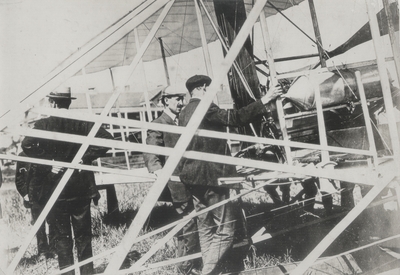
[0,165,295,275]
[2,162,400,274]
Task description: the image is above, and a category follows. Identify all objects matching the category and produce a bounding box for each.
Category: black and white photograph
[0,0,399,274]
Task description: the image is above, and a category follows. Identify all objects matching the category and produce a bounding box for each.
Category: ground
[1,165,400,274]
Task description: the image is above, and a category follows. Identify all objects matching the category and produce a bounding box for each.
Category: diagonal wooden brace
[290,173,397,275]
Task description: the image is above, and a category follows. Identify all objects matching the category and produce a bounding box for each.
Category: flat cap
[185,75,212,92]
[161,85,186,97]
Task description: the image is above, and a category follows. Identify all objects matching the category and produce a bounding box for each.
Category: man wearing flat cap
[22,87,114,275]
[178,75,282,275]
[144,85,201,275]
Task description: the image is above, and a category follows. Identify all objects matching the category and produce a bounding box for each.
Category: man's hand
[23,194,29,201]
[261,84,283,105]
[93,191,101,206]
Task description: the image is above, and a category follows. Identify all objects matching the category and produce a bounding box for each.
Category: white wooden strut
[291,173,397,275]
[6,124,377,185]
[355,71,378,165]
[0,0,169,131]
[6,90,122,274]
[105,0,270,271]
[259,9,293,165]
[32,106,376,157]
[365,0,400,162]
[194,0,214,79]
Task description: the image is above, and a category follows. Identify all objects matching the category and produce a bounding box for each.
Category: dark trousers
[175,200,201,274]
[31,202,56,254]
[53,199,93,275]
[189,186,235,275]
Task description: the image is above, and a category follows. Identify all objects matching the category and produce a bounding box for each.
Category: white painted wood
[105,0,270,271]
[355,71,378,164]
[0,0,168,131]
[291,174,397,275]
[6,90,122,274]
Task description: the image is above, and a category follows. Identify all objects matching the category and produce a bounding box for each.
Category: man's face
[165,96,184,115]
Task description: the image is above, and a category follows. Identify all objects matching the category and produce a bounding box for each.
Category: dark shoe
[23,200,32,209]
[37,246,49,256]
[45,251,57,259]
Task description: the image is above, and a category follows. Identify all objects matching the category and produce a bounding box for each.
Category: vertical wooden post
[104,185,120,217]
[365,0,400,162]
[139,111,147,144]
[259,10,292,165]
[117,111,131,170]
[134,28,153,123]
[159,38,171,85]
[313,76,329,162]
[308,0,326,67]
[81,68,93,114]
[382,0,400,84]
[355,71,378,164]
[124,111,131,156]
[110,68,131,169]
[194,0,214,78]
[194,0,218,104]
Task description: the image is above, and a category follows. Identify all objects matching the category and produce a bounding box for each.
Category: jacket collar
[163,107,178,122]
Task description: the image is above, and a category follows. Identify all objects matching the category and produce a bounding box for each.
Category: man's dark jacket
[178,98,269,186]
[16,151,55,204]
[15,152,30,198]
[144,112,179,173]
[21,116,113,201]
[143,112,191,203]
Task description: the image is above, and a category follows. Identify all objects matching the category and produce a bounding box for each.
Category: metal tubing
[159,38,171,85]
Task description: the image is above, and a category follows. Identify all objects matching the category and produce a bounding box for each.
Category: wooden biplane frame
[1,0,399,274]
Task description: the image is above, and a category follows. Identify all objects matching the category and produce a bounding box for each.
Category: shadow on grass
[101,203,180,231]
[94,250,141,274]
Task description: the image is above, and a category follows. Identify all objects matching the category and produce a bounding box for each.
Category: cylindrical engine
[283,65,387,111]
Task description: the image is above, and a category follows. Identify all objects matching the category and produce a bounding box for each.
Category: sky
[0,0,396,147]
